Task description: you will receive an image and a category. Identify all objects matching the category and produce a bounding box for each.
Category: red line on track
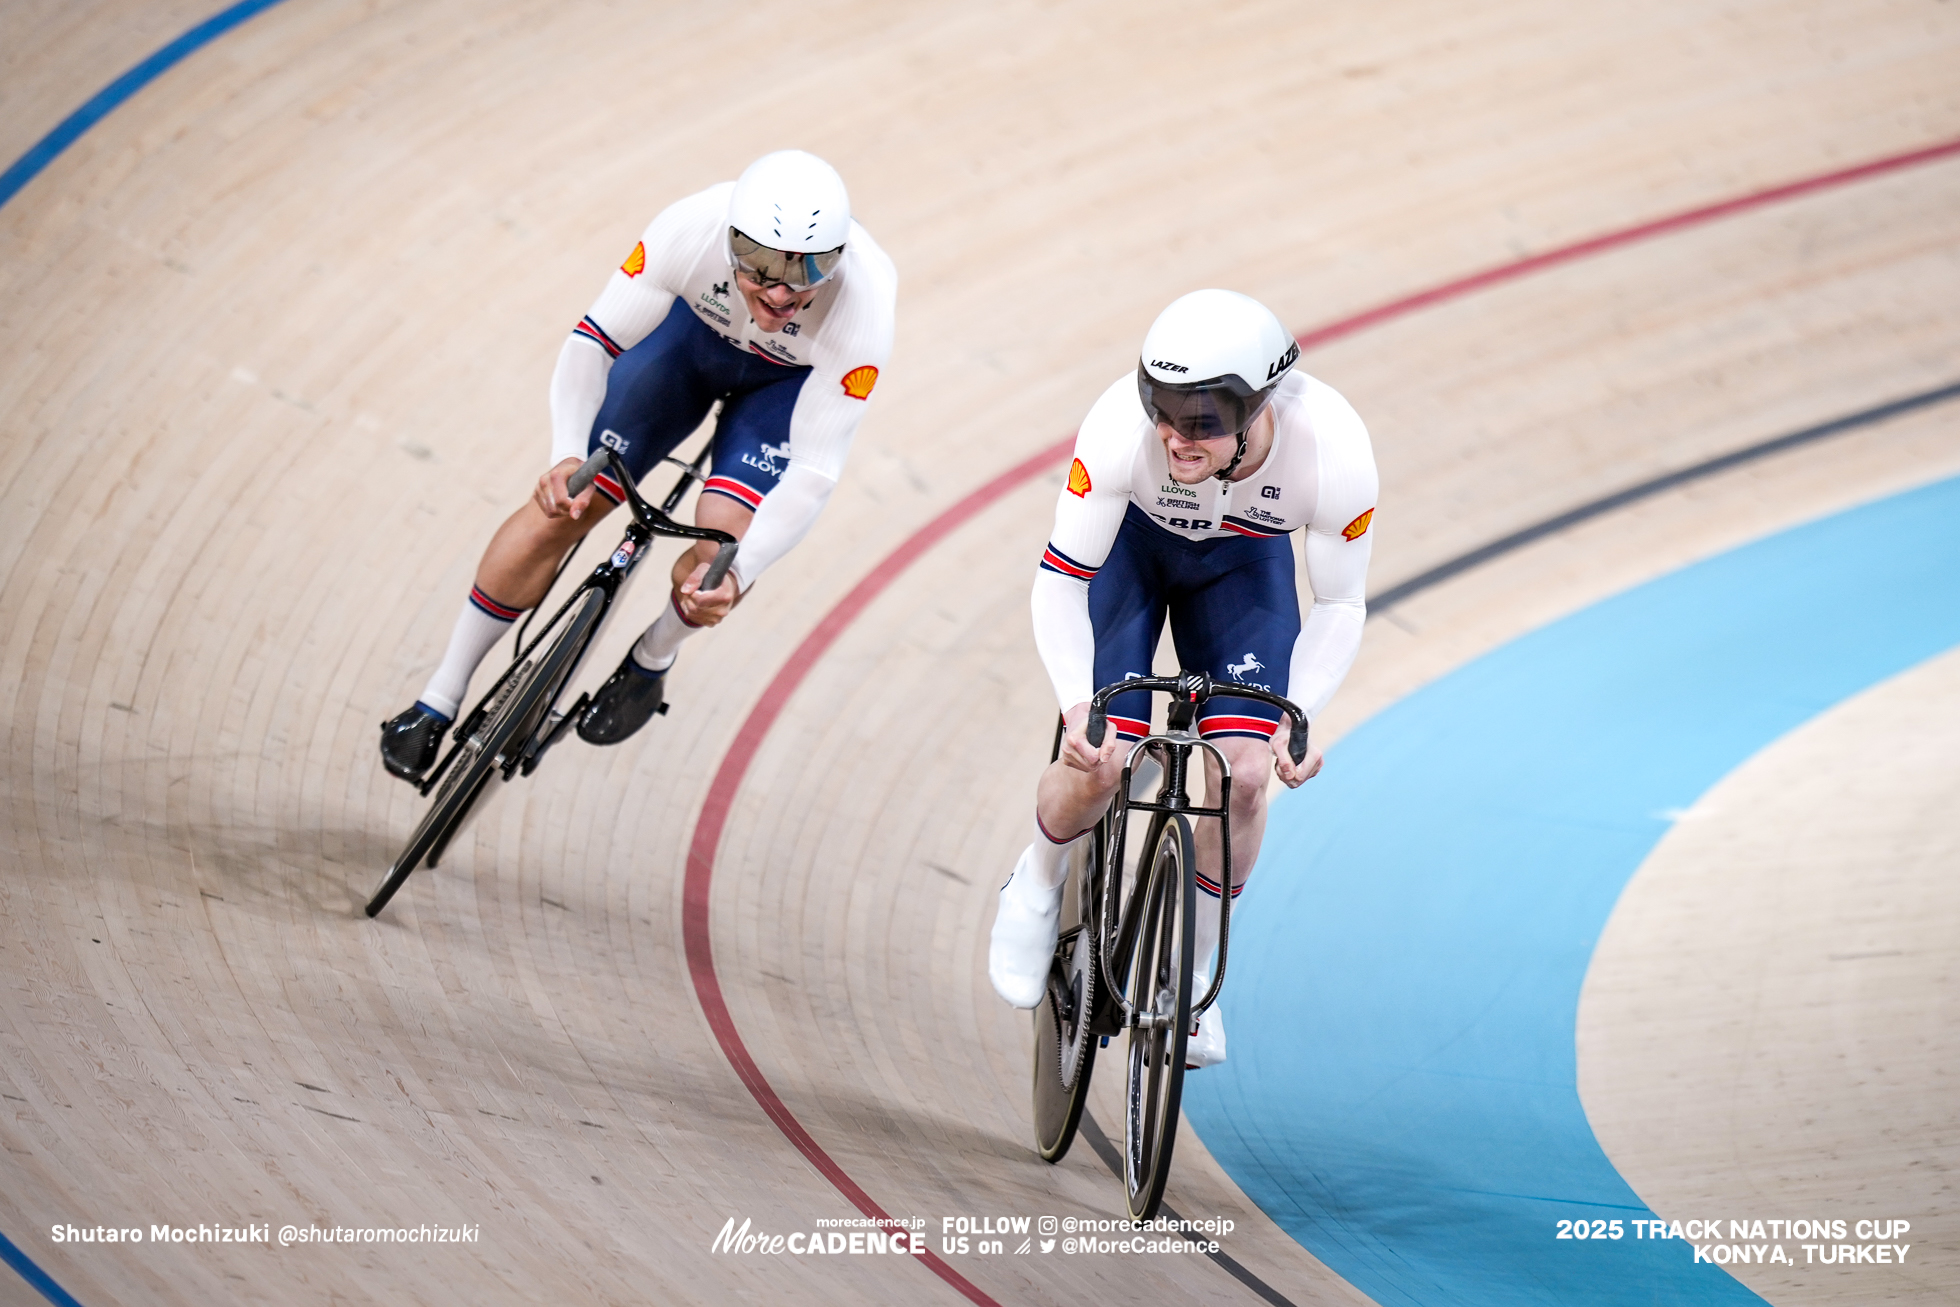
[678,132,1960,1303]
[682,441,1067,1307]
[1295,135,1960,350]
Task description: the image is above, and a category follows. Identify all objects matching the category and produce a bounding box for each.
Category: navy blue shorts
[1090,504,1300,740]
[584,302,810,511]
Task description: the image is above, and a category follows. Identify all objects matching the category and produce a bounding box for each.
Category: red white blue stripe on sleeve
[573,315,623,358]
[1221,514,1287,539]
[1040,542,1098,580]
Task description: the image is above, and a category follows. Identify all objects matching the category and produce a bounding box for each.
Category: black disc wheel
[1033,831,1101,1160]
[366,586,605,917]
[1123,812,1195,1220]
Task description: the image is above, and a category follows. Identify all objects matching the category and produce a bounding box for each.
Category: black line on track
[1063,380,1960,1304]
[1077,1111,1301,1307]
[1369,378,1960,615]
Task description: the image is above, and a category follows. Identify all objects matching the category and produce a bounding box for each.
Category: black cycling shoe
[379,703,450,781]
[576,654,669,745]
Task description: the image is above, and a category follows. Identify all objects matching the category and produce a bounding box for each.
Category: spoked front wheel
[365,586,606,917]
[1033,829,1101,1161]
[1123,812,1195,1220]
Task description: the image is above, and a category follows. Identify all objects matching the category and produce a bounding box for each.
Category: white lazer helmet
[726,150,851,290]
[1137,290,1298,480]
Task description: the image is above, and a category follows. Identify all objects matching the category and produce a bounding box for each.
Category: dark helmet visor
[1136,367,1277,441]
[729,228,845,291]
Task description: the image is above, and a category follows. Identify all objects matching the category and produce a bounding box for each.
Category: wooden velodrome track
[3,1,1957,1303]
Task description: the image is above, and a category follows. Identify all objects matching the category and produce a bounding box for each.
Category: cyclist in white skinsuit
[380,151,896,775]
[991,290,1378,1070]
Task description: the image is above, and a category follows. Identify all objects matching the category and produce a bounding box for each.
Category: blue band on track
[0,1228,85,1307]
[2,10,296,1303]
[1187,474,1960,1306]
[0,0,291,212]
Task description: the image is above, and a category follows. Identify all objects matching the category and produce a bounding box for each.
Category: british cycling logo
[743,441,790,476]
[710,1216,926,1257]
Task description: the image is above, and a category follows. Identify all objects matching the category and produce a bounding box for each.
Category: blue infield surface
[1184,472,1960,1307]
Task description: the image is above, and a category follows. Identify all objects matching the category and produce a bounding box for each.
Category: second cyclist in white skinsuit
[379,151,897,776]
[991,290,1379,1070]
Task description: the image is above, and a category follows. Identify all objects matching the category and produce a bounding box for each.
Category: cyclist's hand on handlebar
[675,557,740,626]
[1270,729,1322,789]
[1059,701,1122,775]
[535,456,597,520]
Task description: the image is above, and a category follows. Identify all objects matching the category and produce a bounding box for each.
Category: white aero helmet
[725,149,851,290]
[1137,289,1299,479]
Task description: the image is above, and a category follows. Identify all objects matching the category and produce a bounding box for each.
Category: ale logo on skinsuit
[840,365,879,400]
[1342,507,1375,542]
[620,242,646,278]
[1067,459,1093,497]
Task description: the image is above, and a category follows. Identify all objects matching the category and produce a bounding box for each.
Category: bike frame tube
[1081,672,1302,1024]
[415,444,730,797]
[1099,731,1232,1029]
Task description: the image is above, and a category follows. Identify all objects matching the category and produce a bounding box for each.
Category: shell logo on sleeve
[1341,507,1375,542]
[620,242,646,277]
[1067,458,1092,497]
[840,365,879,399]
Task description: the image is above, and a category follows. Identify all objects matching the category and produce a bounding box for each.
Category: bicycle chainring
[1057,923,1096,1089]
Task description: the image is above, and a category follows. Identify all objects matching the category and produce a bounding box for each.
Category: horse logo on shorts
[1227,652,1264,679]
[748,440,791,476]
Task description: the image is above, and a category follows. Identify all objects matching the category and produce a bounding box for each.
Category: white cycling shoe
[989,847,1062,1009]
[1186,1003,1226,1070]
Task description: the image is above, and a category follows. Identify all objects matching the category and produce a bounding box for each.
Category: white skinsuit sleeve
[1288,394,1378,720]
[549,338,614,466]
[1031,378,1142,711]
[546,187,725,466]
[730,227,898,590]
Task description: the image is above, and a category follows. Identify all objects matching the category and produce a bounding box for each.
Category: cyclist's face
[1158,408,1275,484]
[735,272,814,333]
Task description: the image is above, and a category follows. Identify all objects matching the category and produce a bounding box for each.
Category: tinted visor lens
[729,229,845,290]
[1137,371,1274,441]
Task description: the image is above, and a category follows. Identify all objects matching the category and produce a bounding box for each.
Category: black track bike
[365,443,736,917]
[1030,671,1308,1219]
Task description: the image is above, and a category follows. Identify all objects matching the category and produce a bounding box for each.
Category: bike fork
[519,694,588,776]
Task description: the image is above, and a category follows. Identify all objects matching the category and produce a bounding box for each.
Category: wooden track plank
[2,0,1958,1302]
